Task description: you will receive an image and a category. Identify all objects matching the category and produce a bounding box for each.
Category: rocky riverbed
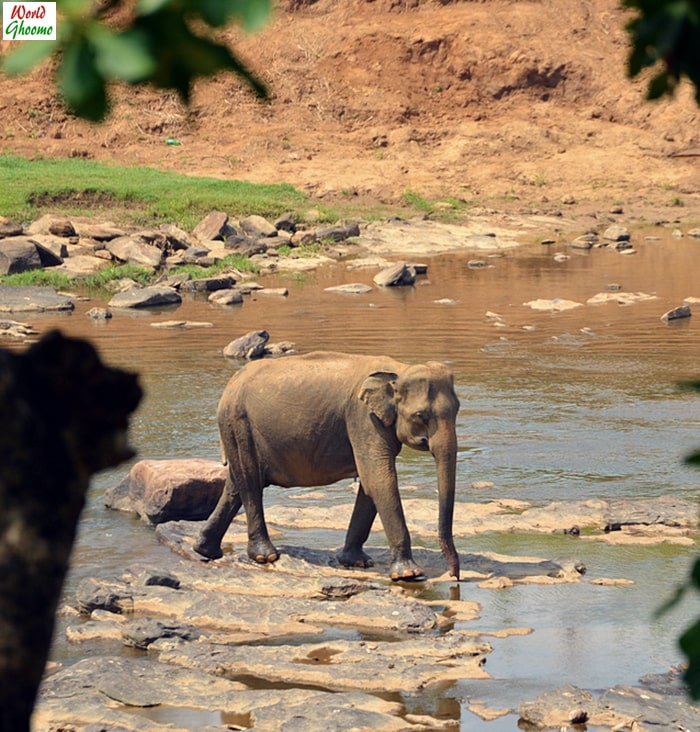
[28,454,700,731]
[3,208,700,731]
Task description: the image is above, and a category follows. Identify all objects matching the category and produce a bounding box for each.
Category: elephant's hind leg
[194,471,242,560]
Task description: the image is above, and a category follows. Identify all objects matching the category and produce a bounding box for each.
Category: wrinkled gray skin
[194,352,460,581]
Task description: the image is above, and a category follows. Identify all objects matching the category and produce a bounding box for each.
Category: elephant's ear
[359,371,398,427]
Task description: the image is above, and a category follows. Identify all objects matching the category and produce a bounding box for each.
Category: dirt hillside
[1,0,699,223]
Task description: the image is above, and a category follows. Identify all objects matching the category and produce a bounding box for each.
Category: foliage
[1,0,271,121]
[0,154,306,229]
[623,0,700,103]
[655,381,700,698]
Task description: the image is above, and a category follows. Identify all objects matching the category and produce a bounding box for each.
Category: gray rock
[225,234,268,256]
[0,218,23,238]
[265,340,296,357]
[121,565,181,589]
[180,275,236,293]
[0,237,42,274]
[104,459,226,524]
[468,259,488,268]
[661,304,691,321]
[105,236,164,269]
[76,578,131,615]
[519,685,599,729]
[223,329,270,359]
[121,618,199,649]
[159,223,197,250]
[324,283,374,294]
[48,217,76,237]
[602,224,631,242]
[570,233,597,249]
[192,211,233,241]
[0,285,74,313]
[315,222,361,242]
[208,288,244,305]
[180,245,210,263]
[72,222,126,241]
[86,307,112,320]
[108,286,181,309]
[687,228,700,238]
[274,212,297,233]
[373,262,415,287]
[0,319,37,338]
[604,496,697,530]
[239,214,278,238]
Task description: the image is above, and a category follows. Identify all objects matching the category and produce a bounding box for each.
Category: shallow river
[28,228,700,729]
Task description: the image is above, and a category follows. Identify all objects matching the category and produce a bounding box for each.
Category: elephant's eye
[413,410,431,425]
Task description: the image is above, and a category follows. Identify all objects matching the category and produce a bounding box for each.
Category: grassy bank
[0,154,309,230]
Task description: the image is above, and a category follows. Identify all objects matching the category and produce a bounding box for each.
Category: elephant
[194,351,461,581]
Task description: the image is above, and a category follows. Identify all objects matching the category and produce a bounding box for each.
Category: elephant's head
[360,362,461,579]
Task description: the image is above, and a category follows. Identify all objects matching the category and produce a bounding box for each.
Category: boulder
[71,222,127,241]
[209,288,244,305]
[239,214,278,238]
[179,274,236,293]
[159,223,198,250]
[53,255,111,277]
[0,319,37,338]
[373,262,416,287]
[48,217,76,237]
[602,224,631,242]
[570,233,597,249]
[0,285,74,313]
[0,237,42,274]
[661,304,691,321]
[225,233,268,256]
[274,212,297,233]
[0,217,23,238]
[104,458,226,524]
[315,222,361,242]
[105,236,164,269]
[108,286,181,309]
[192,211,233,241]
[223,329,270,359]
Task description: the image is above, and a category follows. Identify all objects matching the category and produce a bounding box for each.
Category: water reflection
[24,228,700,729]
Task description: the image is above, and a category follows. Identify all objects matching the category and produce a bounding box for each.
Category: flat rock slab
[261,495,697,546]
[108,286,182,309]
[359,218,524,254]
[36,656,453,732]
[518,680,700,731]
[160,633,490,694]
[0,285,74,313]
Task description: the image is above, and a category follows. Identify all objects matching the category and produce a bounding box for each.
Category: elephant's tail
[219,436,228,466]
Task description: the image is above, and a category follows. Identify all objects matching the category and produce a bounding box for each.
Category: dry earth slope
[0,0,698,221]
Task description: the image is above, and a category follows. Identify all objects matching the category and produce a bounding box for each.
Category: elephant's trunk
[431,426,460,580]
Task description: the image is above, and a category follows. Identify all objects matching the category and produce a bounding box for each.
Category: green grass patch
[168,253,259,279]
[0,154,307,230]
[0,269,75,289]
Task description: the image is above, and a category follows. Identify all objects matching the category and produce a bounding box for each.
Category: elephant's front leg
[337,484,377,568]
[354,460,426,582]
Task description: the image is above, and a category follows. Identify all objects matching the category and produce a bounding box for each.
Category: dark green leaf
[2,41,57,75]
[90,27,156,82]
[58,35,108,122]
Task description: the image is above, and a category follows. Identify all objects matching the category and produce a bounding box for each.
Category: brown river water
[23,228,700,729]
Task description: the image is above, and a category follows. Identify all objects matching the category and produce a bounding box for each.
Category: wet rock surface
[36,481,700,730]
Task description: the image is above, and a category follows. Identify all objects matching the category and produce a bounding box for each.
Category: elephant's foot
[389,558,427,582]
[193,536,223,560]
[248,539,279,564]
[336,547,374,569]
